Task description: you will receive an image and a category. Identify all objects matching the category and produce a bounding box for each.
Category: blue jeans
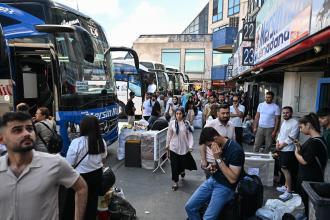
[185,177,234,220]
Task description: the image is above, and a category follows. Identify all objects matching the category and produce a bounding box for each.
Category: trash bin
[302,181,330,220]
[125,139,141,167]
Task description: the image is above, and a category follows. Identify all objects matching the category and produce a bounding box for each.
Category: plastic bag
[108,194,136,220]
[193,111,203,129]
[255,194,302,220]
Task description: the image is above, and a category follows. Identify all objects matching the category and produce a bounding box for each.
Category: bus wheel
[118,101,127,119]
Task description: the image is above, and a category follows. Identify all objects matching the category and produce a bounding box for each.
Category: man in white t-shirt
[230,94,245,146]
[142,93,153,121]
[147,79,157,94]
[275,106,299,201]
[253,91,281,152]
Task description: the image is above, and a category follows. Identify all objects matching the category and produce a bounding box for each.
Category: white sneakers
[279,191,293,201]
[276,185,293,201]
[276,185,287,193]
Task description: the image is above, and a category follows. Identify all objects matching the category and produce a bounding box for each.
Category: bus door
[127,73,142,115]
[12,46,55,115]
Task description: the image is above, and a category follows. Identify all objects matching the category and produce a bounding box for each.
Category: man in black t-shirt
[125,92,136,125]
[147,94,161,129]
[185,127,245,219]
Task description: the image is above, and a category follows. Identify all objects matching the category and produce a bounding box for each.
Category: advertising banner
[310,0,330,35]
[254,0,312,64]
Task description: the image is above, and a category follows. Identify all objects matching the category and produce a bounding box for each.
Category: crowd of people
[133,89,330,219]
[0,87,329,219]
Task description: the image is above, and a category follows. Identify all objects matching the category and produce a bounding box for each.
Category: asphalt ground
[103,122,286,220]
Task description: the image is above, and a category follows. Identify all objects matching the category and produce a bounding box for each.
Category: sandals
[172,183,179,191]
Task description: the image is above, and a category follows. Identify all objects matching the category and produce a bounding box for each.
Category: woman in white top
[166,107,196,191]
[65,116,107,220]
[143,93,153,121]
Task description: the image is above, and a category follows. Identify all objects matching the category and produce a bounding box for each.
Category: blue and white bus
[0,1,139,155]
[114,59,171,117]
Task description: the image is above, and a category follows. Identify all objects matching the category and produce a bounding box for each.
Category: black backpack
[38,121,63,153]
[108,195,136,220]
[237,174,263,219]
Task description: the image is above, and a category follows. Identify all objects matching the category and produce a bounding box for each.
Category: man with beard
[201,104,236,178]
[253,91,281,152]
[275,106,299,201]
[203,94,217,126]
[0,112,88,220]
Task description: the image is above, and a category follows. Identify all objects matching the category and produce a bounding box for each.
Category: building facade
[225,0,330,116]
[133,34,213,89]
[207,0,249,88]
[182,3,209,35]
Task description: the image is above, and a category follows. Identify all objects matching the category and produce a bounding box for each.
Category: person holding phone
[275,106,299,201]
[294,113,328,216]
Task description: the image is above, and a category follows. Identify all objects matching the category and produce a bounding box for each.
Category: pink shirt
[166,120,194,155]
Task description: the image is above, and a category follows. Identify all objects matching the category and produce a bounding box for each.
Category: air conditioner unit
[229,17,239,27]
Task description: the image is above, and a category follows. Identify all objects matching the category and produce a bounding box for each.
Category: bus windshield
[56,32,113,96]
[52,8,115,98]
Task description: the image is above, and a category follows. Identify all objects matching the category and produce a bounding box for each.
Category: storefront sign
[242,21,256,41]
[310,0,330,35]
[254,0,312,64]
[242,47,255,66]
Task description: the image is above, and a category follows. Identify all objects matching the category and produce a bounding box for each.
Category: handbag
[313,137,329,177]
[101,167,116,195]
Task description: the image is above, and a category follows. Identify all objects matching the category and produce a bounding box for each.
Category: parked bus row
[113,59,190,117]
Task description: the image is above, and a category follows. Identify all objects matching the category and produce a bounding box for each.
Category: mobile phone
[288,136,298,143]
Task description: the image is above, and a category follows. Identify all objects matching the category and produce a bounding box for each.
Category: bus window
[128,75,141,97]
[156,71,167,92]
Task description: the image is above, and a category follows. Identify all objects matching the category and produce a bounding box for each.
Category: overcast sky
[55,0,209,47]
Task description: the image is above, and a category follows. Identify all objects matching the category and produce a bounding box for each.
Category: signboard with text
[232,41,253,77]
[254,0,312,64]
[242,21,256,41]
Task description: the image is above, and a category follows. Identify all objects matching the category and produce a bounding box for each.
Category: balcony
[211,65,227,80]
[212,27,238,52]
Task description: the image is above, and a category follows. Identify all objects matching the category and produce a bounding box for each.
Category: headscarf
[175,107,193,135]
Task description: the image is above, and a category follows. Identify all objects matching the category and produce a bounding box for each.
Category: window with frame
[228,0,240,16]
[212,51,232,66]
[212,0,223,22]
[185,49,205,73]
[161,49,181,70]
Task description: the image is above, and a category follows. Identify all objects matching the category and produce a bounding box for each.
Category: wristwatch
[216,158,222,165]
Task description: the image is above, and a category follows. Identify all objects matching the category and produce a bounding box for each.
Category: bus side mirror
[105,47,139,70]
[0,25,6,63]
[73,26,95,63]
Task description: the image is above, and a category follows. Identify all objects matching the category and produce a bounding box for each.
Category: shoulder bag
[313,137,329,177]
